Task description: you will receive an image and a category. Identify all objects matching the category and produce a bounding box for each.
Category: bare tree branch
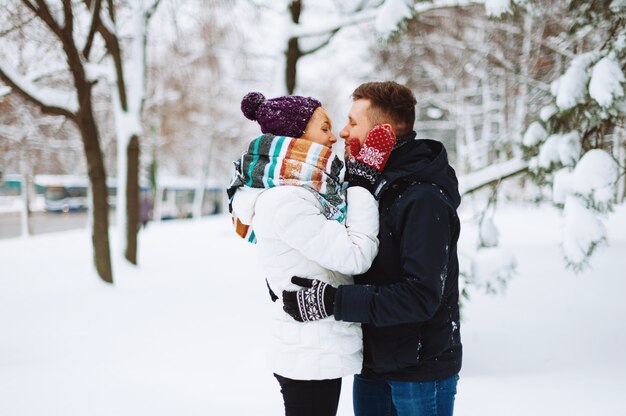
[146,0,162,19]
[414,0,485,13]
[0,84,11,98]
[27,0,63,38]
[459,158,529,195]
[21,66,71,84]
[300,29,340,56]
[82,0,102,59]
[0,11,38,37]
[62,0,73,38]
[83,0,127,110]
[0,64,77,119]
[107,0,115,22]
[290,7,377,38]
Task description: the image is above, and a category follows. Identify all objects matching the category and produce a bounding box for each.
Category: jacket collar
[372,132,461,208]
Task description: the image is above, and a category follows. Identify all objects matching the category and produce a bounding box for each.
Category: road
[0,212,116,239]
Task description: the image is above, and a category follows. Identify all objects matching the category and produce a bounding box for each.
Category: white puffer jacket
[232,185,379,380]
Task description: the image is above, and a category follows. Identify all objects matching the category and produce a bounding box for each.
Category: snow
[426,106,444,119]
[550,150,618,269]
[610,0,626,13]
[537,131,581,169]
[553,52,601,111]
[0,84,10,98]
[457,204,626,416]
[589,56,625,108]
[562,195,606,267]
[485,0,512,17]
[2,204,625,415]
[0,62,79,114]
[478,216,499,247]
[557,131,582,166]
[291,8,378,39]
[469,246,515,294]
[539,104,558,122]
[522,121,547,147]
[570,149,619,208]
[375,0,413,37]
[0,196,25,213]
[552,149,618,210]
[552,167,573,204]
[84,63,115,83]
[458,158,528,195]
[614,29,626,53]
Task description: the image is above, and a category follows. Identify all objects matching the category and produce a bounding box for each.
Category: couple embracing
[227,81,462,416]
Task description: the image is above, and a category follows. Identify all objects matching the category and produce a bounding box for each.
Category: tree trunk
[285,37,300,95]
[285,0,302,95]
[514,8,533,148]
[193,168,207,219]
[153,184,164,223]
[18,142,32,237]
[193,139,213,219]
[125,134,140,264]
[77,109,113,283]
[19,173,32,238]
[480,74,492,163]
[454,84,466,173]
[615,127,626,202]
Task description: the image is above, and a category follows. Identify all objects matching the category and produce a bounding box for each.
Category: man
[282,81,462,416]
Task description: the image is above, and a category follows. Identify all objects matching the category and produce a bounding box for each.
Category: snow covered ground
[1,204,625,415]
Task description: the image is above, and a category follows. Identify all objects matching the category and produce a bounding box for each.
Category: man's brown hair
[352,81,417,136]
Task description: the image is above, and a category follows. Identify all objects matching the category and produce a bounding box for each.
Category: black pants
[274,373,342,416]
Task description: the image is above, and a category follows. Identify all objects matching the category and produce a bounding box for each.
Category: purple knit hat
[241,92,322,137]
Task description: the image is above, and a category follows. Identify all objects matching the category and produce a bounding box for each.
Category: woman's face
[300,107,337,148]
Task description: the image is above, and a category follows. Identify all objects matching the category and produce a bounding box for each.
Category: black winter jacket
[335,133,462,382]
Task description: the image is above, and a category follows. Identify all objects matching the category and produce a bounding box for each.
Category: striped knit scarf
[227,134,347,243]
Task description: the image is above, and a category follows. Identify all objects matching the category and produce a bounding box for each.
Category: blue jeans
[353,374,459,416]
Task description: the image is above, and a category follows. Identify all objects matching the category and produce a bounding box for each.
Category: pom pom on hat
[241,92,266,121]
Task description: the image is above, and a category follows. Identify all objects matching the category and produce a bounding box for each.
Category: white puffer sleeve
[255,186,379,275]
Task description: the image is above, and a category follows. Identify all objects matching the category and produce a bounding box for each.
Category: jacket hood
[373,132,461,208]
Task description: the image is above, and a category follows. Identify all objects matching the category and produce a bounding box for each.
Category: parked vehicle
[1,174,222,218]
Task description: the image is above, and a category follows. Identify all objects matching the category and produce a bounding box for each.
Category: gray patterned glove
[282,277,337,322]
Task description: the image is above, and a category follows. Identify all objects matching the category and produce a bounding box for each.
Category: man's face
[339,99,373,157]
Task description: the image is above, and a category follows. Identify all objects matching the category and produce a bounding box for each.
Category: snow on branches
[589,56,626,109]
[519,2,626,272]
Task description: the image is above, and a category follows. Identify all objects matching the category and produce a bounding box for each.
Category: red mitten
[348,137,361,157]
[346,125,396,189]
[352,125,396,172]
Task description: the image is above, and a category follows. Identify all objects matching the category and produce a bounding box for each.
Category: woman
[227,92,395,416]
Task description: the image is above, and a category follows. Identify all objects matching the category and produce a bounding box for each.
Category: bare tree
[259,0,382,94]
[0,0,161,279]
[82,0,161,264]
[0,1,116,282]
